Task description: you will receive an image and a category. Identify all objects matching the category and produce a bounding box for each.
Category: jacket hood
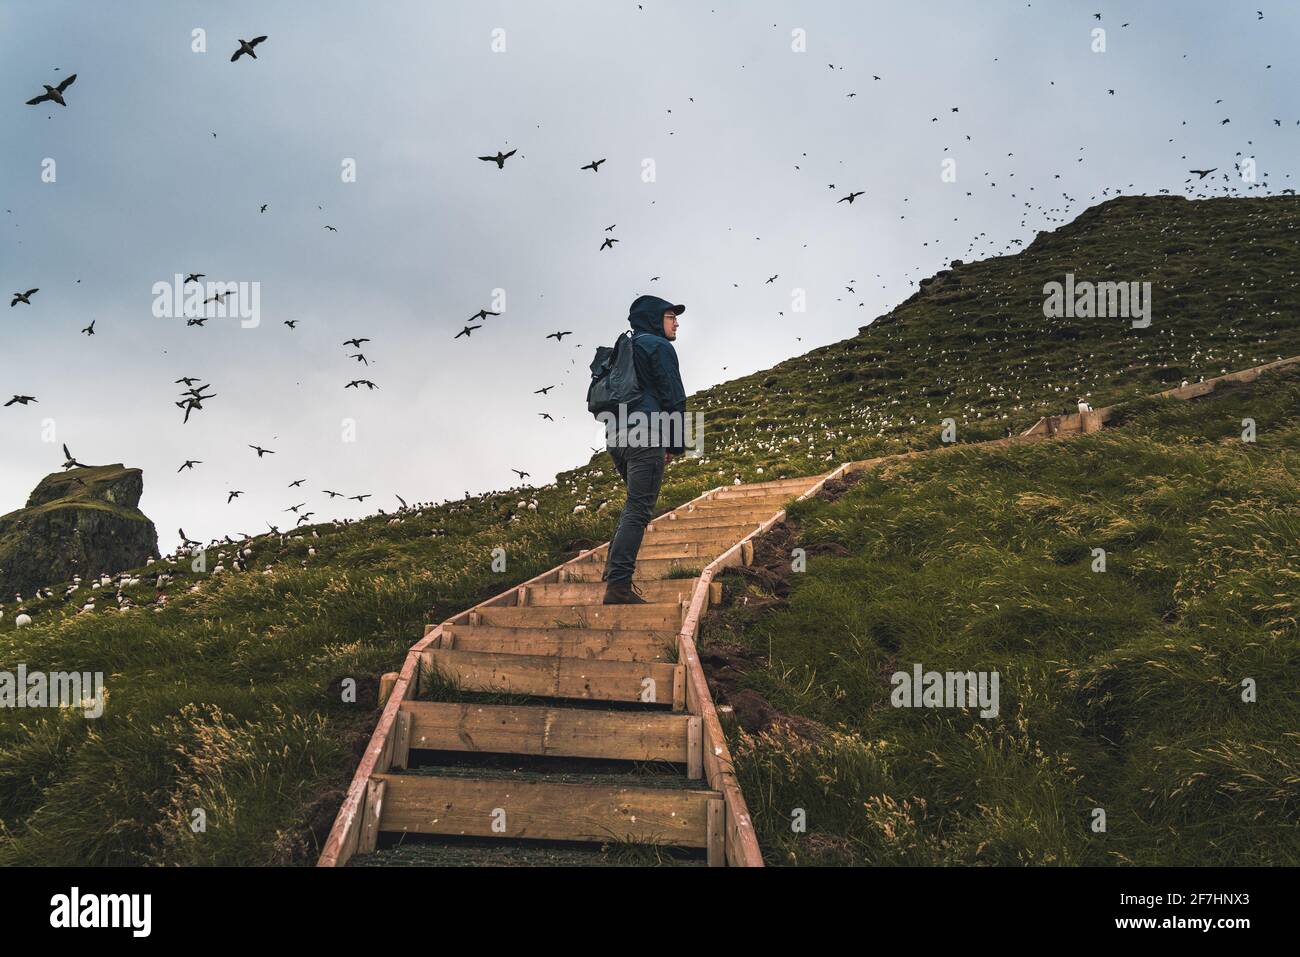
[627,295,684,336]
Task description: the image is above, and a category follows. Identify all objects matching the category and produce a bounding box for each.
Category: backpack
[587,331,646,417]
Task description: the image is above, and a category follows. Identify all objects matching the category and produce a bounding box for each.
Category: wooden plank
[402,700,692,763]
[561,560,706,582]
[357,778,387,855]
[686,715,703,780]
[444,624,674,662]
[523,579,697,605]
[643,523,760,544]
[473,602,683,631]
[378,671,398,706]
[706,798,725,867]
[373,773,721,847]
[391,709,413,770]
[422,648,682,705]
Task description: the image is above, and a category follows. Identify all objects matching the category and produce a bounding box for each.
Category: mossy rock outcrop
[0,464,159,596]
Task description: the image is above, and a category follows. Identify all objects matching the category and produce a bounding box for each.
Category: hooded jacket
[625,295,687,453]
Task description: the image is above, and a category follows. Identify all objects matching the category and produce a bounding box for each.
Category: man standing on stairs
[602,295,688,604]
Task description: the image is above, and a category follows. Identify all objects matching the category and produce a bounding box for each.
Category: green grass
[705,366,1300,865]
[1,194,1298,865]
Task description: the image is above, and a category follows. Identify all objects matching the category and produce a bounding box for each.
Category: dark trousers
[603,445,665,584]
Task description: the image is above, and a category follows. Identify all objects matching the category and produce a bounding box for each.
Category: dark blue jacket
[626,296,687,452]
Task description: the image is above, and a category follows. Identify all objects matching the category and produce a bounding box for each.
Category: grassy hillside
[707,365,1300,865]
[0,195,1297,865]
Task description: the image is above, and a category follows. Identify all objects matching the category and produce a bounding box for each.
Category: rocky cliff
[0,464,159,597]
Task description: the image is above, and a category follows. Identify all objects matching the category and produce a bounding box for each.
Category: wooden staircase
[318,474,828,867]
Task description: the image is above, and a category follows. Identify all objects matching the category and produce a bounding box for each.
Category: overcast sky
[1,0,1296,545]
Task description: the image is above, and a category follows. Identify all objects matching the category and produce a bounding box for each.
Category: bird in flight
[260,204,268,213]
[323,489,344,499]
[11,289,38,307]
[534,385,555,395]
[227,490,243,503]
[6,395,38,406]
[81,320,96,336]
[178,460,202,472]
[183,273,204,285]
[249,444,275,457]
[1189,168,1218,179]
[511,469,531,480]
[470,309,500,321]
[580,159,606,172]
[346,379,378,390]
[179,528,200,548]
[546,331,573,341]
[26,74,77,107]
[478,149,517,169]
[838,191,865,204]
[288,479,306,488]
[175,376,200,386]
[283,320,298,329]
[61,444,85,470]
[284,503,306,513]
[231,36,268,62]
[349,493,372,503]
[455,324,481,339]
[600,237,619,250]
[323,225,338,232]
[538,413,554,421]
[343,338,370,348]
[349,353,368,365]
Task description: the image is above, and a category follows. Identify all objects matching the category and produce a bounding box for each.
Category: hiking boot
[602,580,647,605]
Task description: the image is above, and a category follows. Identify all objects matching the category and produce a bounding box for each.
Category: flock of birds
[4,7,1297,562]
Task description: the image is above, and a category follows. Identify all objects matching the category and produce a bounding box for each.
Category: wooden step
[468,602,683,631]
[633,537,742,560]
[373,772,721,848]
[561,559,706,582]
[520,579,697,605]
[642,521,759,544]
[728,476,820,491]
[681,498,794,515]
[651,509,769,525]
[401,700,698,766]
[710,482,816,500]
[422,648,685,706]
[442,624,674,662]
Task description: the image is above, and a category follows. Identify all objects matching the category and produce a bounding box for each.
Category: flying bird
[511,469,531,480]
[580,159,606,172]
[283,320,298,329]
[183,273,204,285]
[61,444,85,470]
[455,325,481,339]
[249,445,275,457]
[11,289,38,307]
[343,338,370,348]
[478,149,517,169]
[346,379,378,390]
[546,331,573,341]
[470,309,500,321]
[25,74,76,107]
[5,395,37,407]
[838,191,865,204]
[178,460,202,472]
[81,320,95,336]
[1189,168,1218,179]
[231,36,268,62]
[179,528,200,548]
[288,479,306,487]
[534,385,555,395]
[227,490,243,503]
